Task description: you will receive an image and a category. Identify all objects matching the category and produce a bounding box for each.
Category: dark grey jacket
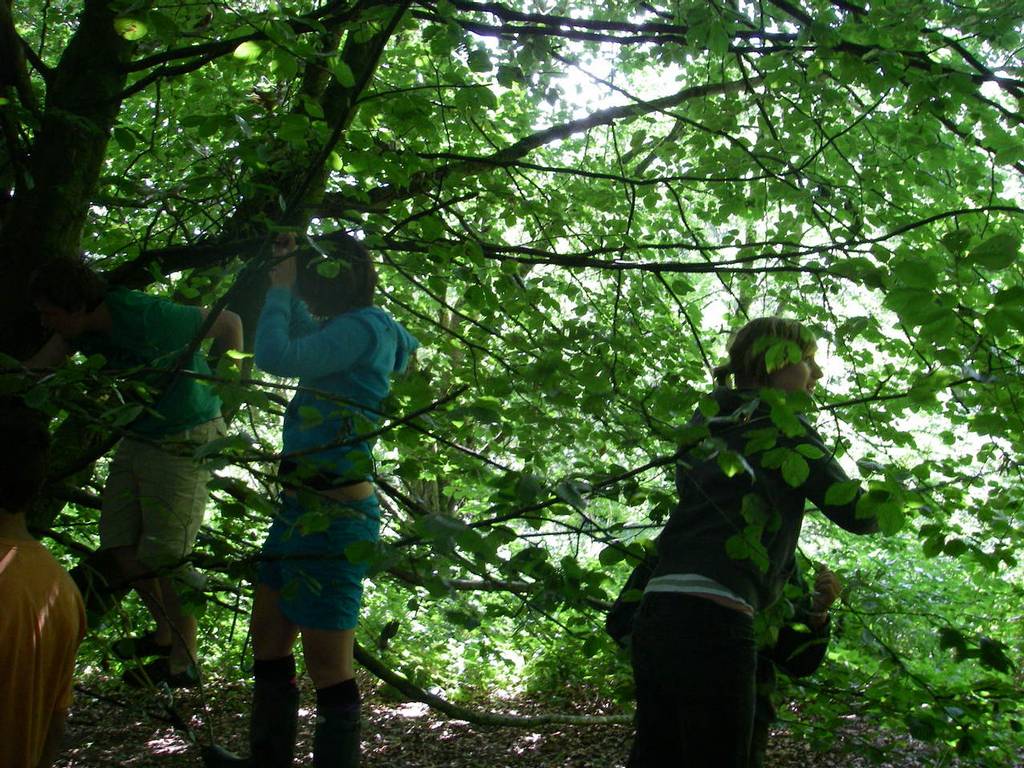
[652,388,877,613]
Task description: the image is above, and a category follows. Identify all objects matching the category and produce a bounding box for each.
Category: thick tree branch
[387,567,533,594]
[766,0,1024,116]
[354,642,632,726]
[120,51,223,101]
[450,0,688,35]
[329,76,757,215]
[125,1,363,72]
[928,29,1024,102]
[442,0,797,44]
[0,0,41,114]
[288,0,413,219]
[0,0,141,359]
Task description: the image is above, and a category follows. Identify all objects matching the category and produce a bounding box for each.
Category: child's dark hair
[29,257,108,312]
[295,233,376,317]
[713,317,814,387]
[0,398,50,513]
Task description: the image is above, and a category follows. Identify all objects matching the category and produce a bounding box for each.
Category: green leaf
[906,714,937,740]
[794,443,825,460]
[296,511,330,535]
[192,434,252,460]
[740,493,767,525]
[475,87,499,111]
[943,538,969,557]
[995,143,1024,165]
[271,52,299,80]
[582,635,602,657]
[298,406,324,428]
[467,48,493,73]
[415,513,469,543]
[717,450,747,478]
[278,113,311,145]
[781,452,809,487]
[331,59,356,87]
[315,259,341,278]
[941,229,971,254]
[554,479,588,510]
[496,65,525,87]
[761,447,787,469]
[922,535,945,558]
[978,637,1013,673]
[827,258,885,288]
[698,395,720,418]
[744,428,777,454]
[965,232,1020,270]
[301,96,325,120]
[454,527,489,556]
[857,491,905,534]
[763,339,803,374]
[233,41,263,62]
[114,17,148,40]
[891,257,940,290]
[938,627,966,652]
[110,403,144,427]
[598,545,625,566]
[444,609,481,630]
[0,374,29,396]
[824,480,860,506]
[769,403,804,438]
[725,533,751,561]
[113,126,137,152]
[515,472,543,504]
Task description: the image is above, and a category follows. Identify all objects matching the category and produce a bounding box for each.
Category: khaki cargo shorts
[99,418,225,573]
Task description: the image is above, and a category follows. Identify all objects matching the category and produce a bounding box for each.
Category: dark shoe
[202,678,298,768]
[122,658,200,689]
[112,631,172,660]
[313,706,360,768]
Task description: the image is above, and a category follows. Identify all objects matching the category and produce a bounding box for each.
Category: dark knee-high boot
[203,656,299,768]
[313,678,361,768]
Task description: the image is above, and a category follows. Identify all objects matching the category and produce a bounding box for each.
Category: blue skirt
[257,492,381,630]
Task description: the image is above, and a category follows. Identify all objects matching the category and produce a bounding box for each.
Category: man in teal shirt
[27,257,242,686]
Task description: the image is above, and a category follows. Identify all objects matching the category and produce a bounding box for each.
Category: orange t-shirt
[0,536,86,768]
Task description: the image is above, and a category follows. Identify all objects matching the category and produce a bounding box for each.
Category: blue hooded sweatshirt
[254,286,419,486]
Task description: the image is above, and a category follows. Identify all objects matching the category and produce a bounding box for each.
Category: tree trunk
[0,0,138,356]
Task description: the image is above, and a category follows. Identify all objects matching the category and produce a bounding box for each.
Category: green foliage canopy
[2,0,1023,763]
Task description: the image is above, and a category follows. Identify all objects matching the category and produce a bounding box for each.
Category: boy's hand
[273,233,297,259]
[809,566,842,627]
[270,234,298,288]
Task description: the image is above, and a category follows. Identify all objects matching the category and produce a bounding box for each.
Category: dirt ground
[54,672,998,767]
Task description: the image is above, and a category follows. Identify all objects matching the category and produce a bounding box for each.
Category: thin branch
[354,641,633,726]
[125,0,361,72]
[342,77,758,213]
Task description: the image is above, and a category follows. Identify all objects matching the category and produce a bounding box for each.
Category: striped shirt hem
[644,573,754,612]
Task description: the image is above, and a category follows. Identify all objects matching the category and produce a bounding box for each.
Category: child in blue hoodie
[206,232,418,768]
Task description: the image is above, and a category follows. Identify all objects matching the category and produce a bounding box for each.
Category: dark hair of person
[712,316,814,387]
[29,257,108,312]
[0,398,50,513]
[294,233,377,318]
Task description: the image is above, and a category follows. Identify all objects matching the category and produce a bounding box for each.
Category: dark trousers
[748,655,777,768]
[627,593,756,768]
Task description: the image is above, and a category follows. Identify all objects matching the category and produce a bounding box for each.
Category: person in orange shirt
[0,399,86,768]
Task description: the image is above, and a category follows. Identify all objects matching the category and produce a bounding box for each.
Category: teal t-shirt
[75,289,222,437]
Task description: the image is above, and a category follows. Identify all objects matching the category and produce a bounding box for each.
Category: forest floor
[56,670,980,768]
